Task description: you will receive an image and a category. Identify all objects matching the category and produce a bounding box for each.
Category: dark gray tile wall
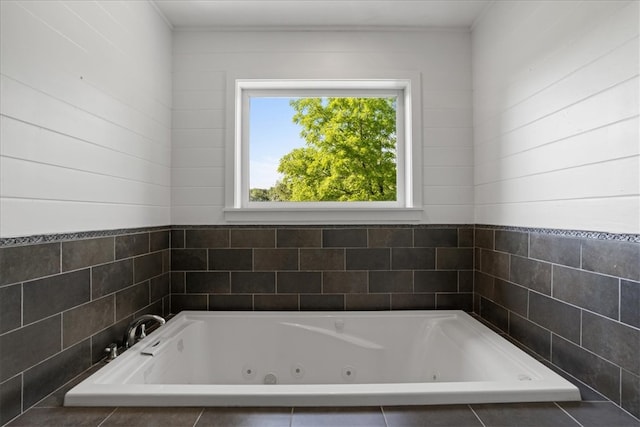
[2,223,638,425]
[474,226,640,418]
[170,226,474,313]
[0,228,170,425]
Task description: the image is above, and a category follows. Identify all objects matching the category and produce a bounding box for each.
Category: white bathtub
[64,310,580,407]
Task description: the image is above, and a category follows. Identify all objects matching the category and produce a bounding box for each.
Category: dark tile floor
[7,352,640,427]
[5,365,639,427]
[6,402,640,427]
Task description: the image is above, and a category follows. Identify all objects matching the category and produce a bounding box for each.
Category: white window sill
[223,207,424,224]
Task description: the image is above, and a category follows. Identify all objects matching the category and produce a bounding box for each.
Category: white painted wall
[0,0,172,237]
[171,30,474,224]
[472,1,640,234]
[6,1,632,234]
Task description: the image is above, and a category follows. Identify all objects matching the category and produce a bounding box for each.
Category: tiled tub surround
[0,228,171,425]
[2,223,639,426]
[169,226,475,313]
[474,225,640,419]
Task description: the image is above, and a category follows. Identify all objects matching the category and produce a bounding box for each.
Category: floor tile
[6,407,113,427]
[471,402,579,427]
[292,407,386,427]
[383,405,483,427]
[100,407,203,427]
[195,407,292,427]
[558,401,640,427]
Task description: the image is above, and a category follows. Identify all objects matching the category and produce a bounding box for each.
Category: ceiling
[153,0,491,29]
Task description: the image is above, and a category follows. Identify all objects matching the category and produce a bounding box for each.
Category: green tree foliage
[267,181,291,201]
[249,188,271,201]
[276,97,397,201]
[249,182,291,202]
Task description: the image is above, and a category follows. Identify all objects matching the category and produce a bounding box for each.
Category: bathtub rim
[64,310,581,407]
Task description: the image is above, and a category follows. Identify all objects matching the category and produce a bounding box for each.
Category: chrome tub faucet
[122,314,166,349]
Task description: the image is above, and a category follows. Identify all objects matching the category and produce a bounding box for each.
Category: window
[249,94,399,203]
[225,78,422,223]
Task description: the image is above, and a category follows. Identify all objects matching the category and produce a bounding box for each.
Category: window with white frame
[225,78,422,223]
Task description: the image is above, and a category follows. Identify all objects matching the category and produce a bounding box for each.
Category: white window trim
[224,73,423,224]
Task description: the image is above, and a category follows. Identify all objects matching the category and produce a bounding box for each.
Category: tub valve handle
[104,343,118,362]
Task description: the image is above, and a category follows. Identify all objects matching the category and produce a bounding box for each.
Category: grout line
[380,406,389,427]
[555,402,584,427]
[549,325,554,363]
[579,310,583,347]
[60,311,64,350]
[20,373,24,414]
[434,247,438,271]
[579,242,583,270]
[96,407,118,427]
[468,405,487,427]
[20,282,24,329]
[89,265,93,302]
[527,284,640,332]
[59,242,63,275]
[618,278,622,322]
[550,263,554,298]
[619,370,623,414]
[530,293,618,355]
[192,408,205,427]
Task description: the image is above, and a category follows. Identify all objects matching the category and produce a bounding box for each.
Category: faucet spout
[122,314,165,349]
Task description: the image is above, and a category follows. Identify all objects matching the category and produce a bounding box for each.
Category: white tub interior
[65,310,580,407]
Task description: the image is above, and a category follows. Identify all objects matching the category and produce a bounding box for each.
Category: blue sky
[249,97,305,189]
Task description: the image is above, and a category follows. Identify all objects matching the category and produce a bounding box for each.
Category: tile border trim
[475,224,640,243]
[0,226,171,248]
[2,224,638,248]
